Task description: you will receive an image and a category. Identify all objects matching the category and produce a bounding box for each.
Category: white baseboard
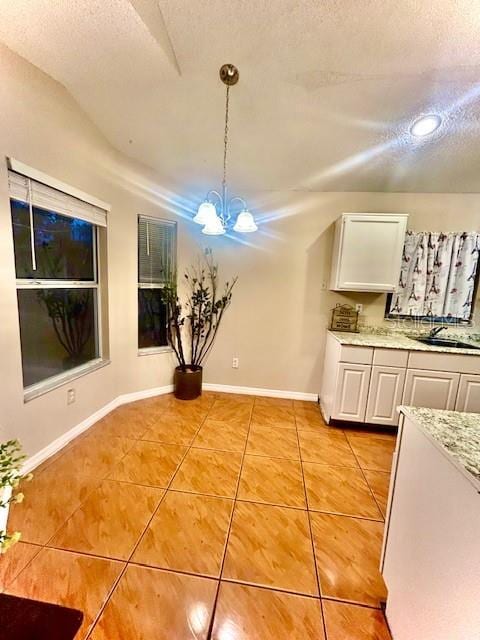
[203,382,318,402]
[22,385,173,474]
[118,384,174,405]
[21,382,316,474]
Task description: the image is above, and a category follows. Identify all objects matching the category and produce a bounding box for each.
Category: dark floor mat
[0,593,83,640]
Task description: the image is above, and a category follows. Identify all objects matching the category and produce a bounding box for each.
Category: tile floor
[2,392,395,639]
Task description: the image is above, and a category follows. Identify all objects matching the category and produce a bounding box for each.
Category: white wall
[201,190,480,394]
[1,44,479,460]
[0,44,197,455]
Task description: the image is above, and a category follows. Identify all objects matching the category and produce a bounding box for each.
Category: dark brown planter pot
[173,365,203,400]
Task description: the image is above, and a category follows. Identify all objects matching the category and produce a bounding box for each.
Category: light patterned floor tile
[223,502,318,595]
[108,440,187,488]
[133,491,233,576]
[207,401,252,426]
[322,600,392,639]
[192,419,249,452]
[213,393,255,405]
[171,448,242,498]
[311,512,387,607]
[8,466,101,545]
[246,425,300,460]
[254,396,294,408]
[0,541,41,592]
[142,416,200,446]
[212,582,325,639]
[346,433,396,472]
[251,405,296,429]
[93,405,158,439]
[238,455,306,508]
[89,565,217,640]
[49,480,164,559]
[298,431,358,467]
[303,463,382,519]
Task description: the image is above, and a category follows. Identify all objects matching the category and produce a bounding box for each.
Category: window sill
[23,358,111,403]
[138,346,172,357]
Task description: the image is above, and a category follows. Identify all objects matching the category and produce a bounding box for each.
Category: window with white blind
[138,216,176,351]
[8,168,108,398]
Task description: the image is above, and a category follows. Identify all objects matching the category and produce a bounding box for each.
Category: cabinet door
[455,374,480,413]
[366,366,406,426]
[331,213,408,292]
[403,369,460,410]
[333,363,371,422]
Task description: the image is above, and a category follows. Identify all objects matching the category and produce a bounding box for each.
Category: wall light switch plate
[67,388,76,404]
[232,357,239,369]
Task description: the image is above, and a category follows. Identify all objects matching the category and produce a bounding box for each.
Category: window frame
[137,215,176,356]
[9,177,109,402]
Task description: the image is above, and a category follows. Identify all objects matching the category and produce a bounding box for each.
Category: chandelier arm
[206,189,225,224]
[206,190,223,207]
[228,196,248,214]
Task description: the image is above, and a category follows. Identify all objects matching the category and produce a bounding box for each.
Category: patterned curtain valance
[388,231,480,321]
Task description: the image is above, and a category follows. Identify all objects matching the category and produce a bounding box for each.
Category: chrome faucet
[429,326,447,338]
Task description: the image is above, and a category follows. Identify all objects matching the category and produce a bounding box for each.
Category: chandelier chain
[222,84,230,197]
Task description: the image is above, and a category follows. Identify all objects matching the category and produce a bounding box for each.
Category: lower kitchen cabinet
[455,374,480,412]
[403,369,460,411]
[333,363,371,422]
[366,366,406,426]
[320,332,480,426]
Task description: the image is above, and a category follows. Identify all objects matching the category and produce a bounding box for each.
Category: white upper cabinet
[330,213,409,292]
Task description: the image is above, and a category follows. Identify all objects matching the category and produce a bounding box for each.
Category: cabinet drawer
[373,348,408,368]
[339,345,373,365]
[408,351,480,375]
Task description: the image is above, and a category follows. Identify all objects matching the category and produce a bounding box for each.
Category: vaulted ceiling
[1,0,480,193]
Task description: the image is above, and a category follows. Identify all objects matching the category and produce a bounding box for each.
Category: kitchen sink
[415,337,480,350]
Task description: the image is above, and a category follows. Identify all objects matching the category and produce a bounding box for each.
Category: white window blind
[138,216,176,285]
[8,171,107,227]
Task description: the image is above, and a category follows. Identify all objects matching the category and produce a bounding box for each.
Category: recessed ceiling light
[410,114,442,137]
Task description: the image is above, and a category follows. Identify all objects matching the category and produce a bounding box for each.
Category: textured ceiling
[1,0,480,193]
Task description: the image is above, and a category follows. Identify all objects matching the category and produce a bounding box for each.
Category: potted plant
[164,250,237,400]
[0,439,29,554]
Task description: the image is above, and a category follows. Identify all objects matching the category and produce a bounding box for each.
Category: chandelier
[194,64,258,235]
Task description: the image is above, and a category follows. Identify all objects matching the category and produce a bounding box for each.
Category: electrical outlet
[232,357,239,369]
[67,388,76,405]
[355,304,363,313]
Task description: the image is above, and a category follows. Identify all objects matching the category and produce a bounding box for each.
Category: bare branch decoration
[162,250,237,371]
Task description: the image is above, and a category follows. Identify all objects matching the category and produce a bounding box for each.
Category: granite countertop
[329,330,480,356]
[400,406,480,491]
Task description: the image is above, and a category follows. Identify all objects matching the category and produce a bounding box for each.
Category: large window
[138,216,176,351]
[9,170,107,393]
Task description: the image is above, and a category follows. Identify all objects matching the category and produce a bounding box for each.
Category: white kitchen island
[381,406,480,640]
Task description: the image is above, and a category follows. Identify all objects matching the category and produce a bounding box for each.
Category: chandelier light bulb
[233,209,258,233]
[201,214,226,236]
[193,200,217,225]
